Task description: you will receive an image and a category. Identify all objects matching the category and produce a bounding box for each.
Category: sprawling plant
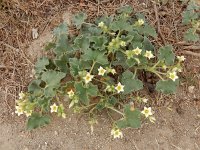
[15,6,184,138]
[182,0,200,42]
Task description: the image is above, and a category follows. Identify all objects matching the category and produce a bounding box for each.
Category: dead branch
[153,2,166,45]
[183,51,200,57]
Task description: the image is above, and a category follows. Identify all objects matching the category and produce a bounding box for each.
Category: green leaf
[41,71,66,97]
[96,101,105,110]
[91,36,107,51]
[35,57,49,74]
[184,28,199,42]
[95,16,114,29]
[107,96,117,106]
[126,58,137,67]
[53,23,68,38]
[54,54,69,73]
[74,35,90,52]
[81,25,102,36]
[158,45,175,65]
[45,42,56,51]
[75,82,98,105]
[54,34,71,55]
[121,70,143,94]
[82,49,108,65]
[110,20,132,31]
[142,25,157,38]
[72,12,87,29]
[156,79,179,94]
[69,58,82,76]
[117,5,133,14]
[182,10,199,25]
[113,52,128,69]
[135,13,146,21]
[116,105,141,129]
[37,97,51,111]
[143,37,154,51]
[27,113,50,130]
[28,79,43,97]
[129,31,144,48]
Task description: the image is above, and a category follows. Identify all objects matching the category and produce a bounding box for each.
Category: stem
[107,110,115,122]
[89,105,97,113]
[83,22,97,27]
[152,71,165,80]
[133,68,137,78]
[107,106,124,116]
[93,78,108,85]
[152,60,160,69]
[90,61,96,74]
[116,30,121,38]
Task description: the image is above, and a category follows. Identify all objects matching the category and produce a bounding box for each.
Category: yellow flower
[144,51,155,59]
[125,50,133,59]
[111,69,116,75]
[111,128,123,139]
[115,82,124,93]
[177,56,185,62]
[132,47,142,55]
[83,72,94,84]
[15,106,23,116]
[98,21,104,27]
[138,19,144,25]
[141,107,152,118]
[50,103,58,113]
[19,92,25,99]
[24,110,32,117]
[120,41,126,47]
[142,98,148,103]
[172,67,182,72]
[168,71,178,81]
[67,89,74,99]
[98,66,106,76]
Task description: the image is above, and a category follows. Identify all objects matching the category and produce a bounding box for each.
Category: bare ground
[0,88,200,150]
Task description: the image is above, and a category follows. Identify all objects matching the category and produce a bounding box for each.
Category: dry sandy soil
[0,0,200,150]
[0,88,200,150]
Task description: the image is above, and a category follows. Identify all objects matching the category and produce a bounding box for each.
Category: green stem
[83,22,97,27]
[152,71,165,80]
[152,60,160,69]
[93,78,108,85]
[133,68,137,78]
[116,30,121,38]
[107,106,124,116]
[107,110,115,122]
[90,61,96,74]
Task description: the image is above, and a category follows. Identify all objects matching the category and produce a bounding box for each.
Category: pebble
[188,86,195,93]
[54,131,58,136]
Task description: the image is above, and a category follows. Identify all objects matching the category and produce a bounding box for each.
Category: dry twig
[153,2,166,45]
[183,51,200,57]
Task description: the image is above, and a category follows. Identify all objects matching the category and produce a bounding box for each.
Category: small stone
[54,131,58,136]
[24,147,29,150]
[32,28,39,39]
[188,86,195,93]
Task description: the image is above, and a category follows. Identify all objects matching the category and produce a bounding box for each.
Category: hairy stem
[107,106,124,116]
